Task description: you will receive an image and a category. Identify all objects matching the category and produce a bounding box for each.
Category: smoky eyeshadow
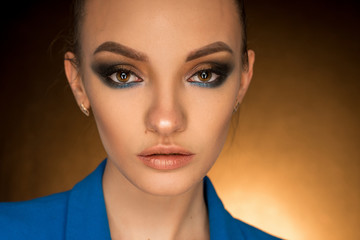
[90,60,235,89]
[91,61,140,89]
[189,61,235,88]
[91,61,128,80]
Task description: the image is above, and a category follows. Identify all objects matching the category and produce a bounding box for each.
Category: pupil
[116,71,130,82]
[120,72,128,79]
[201,71,208,79]
[200,71,210,81]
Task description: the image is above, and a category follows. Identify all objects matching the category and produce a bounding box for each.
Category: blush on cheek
[94,113,125,159]
[200,105,234,159]
[90,100,125,155]
[215,114,233,150]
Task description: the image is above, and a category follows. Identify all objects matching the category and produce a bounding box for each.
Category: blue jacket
[0,160,281,239]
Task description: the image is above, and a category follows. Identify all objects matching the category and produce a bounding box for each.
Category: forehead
[82,0,242,58]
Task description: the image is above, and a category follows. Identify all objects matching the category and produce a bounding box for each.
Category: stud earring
[233,102,239,113]
[80,103,90,117]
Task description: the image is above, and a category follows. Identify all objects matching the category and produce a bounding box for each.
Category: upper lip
[138,145,194,156]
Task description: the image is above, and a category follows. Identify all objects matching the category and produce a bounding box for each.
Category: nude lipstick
[137,145,195,170]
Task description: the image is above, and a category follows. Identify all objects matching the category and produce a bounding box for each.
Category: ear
[236,50,255,104]
[64,52,90,111]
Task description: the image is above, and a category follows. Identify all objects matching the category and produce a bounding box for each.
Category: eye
[108,69,141,84]
[186,62,233,88]
[189,69,220,83]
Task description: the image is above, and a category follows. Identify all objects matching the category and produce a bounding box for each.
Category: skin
[64,0,255,239]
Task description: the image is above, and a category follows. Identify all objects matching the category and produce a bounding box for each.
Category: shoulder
[228,213,282,240]
[0,191,70,239]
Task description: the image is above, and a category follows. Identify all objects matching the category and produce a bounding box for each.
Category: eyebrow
[93,41,233,62]
[186,41,233,62]
[93,41,149,62]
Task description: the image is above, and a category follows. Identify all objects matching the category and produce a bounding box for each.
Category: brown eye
[116,71,131,82]
[197,70,212,82]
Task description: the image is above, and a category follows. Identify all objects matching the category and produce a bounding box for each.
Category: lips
[137,145,195,170]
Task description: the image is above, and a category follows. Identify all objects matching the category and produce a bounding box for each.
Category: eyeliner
[91,62,141,89]
[189,62,234,88]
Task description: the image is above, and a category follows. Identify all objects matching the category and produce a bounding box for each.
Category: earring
[80,103,90,117]
[233,102,239,113]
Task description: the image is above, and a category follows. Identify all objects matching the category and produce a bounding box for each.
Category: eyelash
[93,63,231,89]
[93,64,143,89]
[187,64,231,88]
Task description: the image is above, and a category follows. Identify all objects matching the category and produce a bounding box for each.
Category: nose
[145,88,186,136]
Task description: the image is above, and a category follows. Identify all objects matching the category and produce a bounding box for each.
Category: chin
[130,169,204,197]
[108,153,214,197]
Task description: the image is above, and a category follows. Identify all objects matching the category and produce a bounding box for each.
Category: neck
[102,160,209,240]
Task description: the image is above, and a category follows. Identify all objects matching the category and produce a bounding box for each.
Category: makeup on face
[91,62,144,89]
[186,61,234,88]
[78,0,246,198]
[91,60,234,89]
[90,41,235,90]
[137,144,195,170]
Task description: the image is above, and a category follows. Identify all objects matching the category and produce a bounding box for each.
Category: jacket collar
[204,176,245,240]
[65,159,241,239]
[65,160,111,239]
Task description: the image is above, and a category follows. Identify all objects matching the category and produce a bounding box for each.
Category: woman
[0,0,281,239]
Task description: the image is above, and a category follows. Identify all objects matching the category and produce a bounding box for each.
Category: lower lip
[138,154,194,170]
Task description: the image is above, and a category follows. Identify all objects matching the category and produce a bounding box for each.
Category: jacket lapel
[204,176,245,240]
[65,160,111,240]
[64,160,244,239]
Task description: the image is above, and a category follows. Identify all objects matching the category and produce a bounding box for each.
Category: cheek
[186,80,238,159]
[84,79,146,159]
[181,90,234,181]
[197,100,233,147]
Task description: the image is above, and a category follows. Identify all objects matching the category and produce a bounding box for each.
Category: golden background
[0,0,359,239]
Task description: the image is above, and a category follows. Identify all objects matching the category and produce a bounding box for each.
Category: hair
[64,0,249,71]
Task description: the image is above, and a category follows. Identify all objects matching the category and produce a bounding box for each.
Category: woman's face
[66,0,254,196]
